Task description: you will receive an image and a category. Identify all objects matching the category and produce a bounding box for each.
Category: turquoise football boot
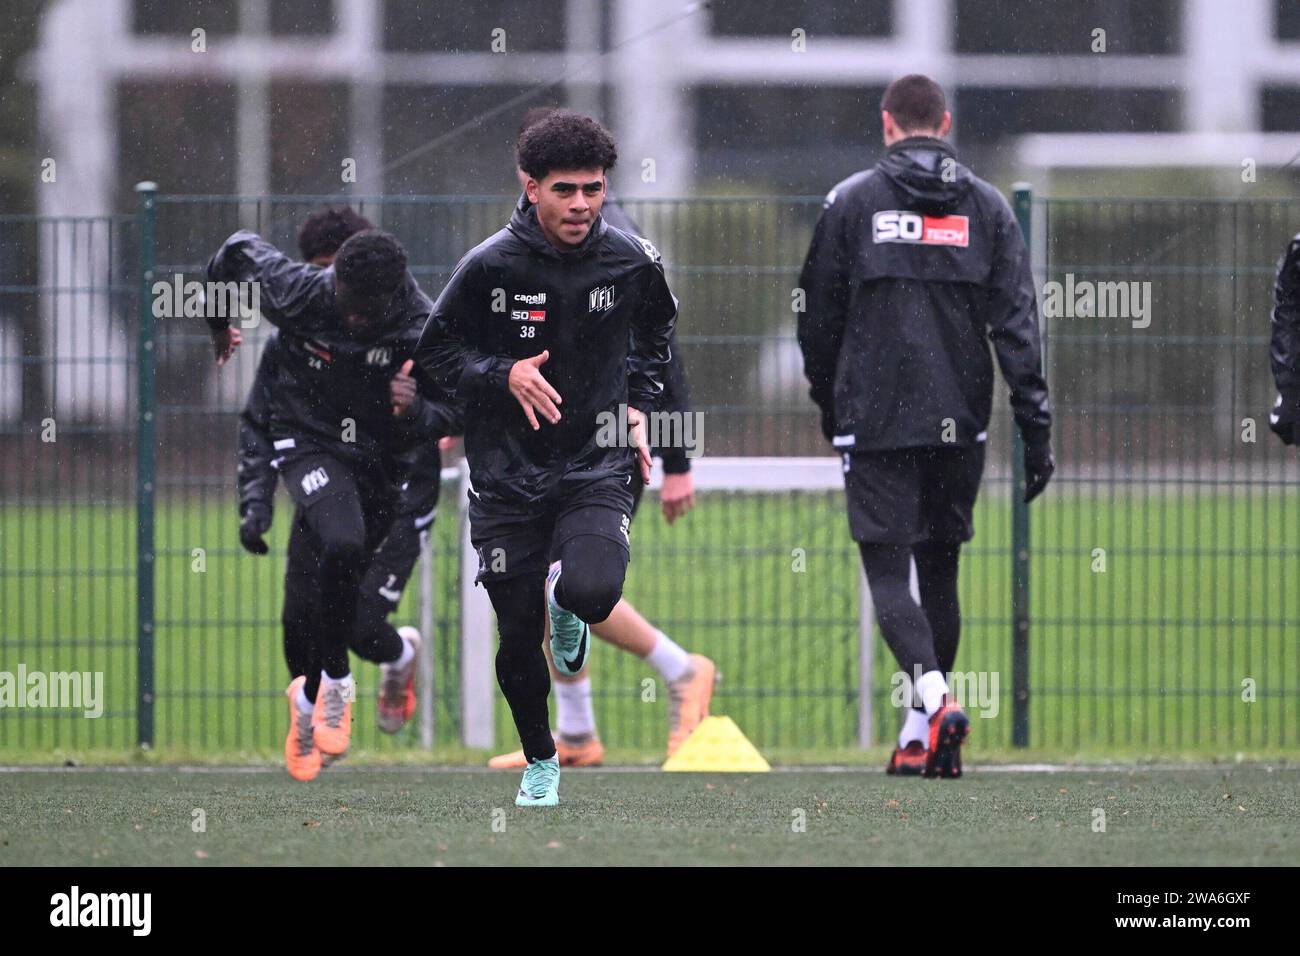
[515,754,561,807]
[546,561,590,677]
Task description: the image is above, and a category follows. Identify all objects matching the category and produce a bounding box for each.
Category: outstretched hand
[212,326,242,366]
[508,350,563,430]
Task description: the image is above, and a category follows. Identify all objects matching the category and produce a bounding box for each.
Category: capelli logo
[50,886,152,936]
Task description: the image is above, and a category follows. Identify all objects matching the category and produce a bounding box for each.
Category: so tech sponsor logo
[511,291,546,323]
[872,210,969,247]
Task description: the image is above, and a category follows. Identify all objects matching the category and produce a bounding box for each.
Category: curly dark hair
[334,229,407,301]
[297,206,374,262]
[515,110,618,181]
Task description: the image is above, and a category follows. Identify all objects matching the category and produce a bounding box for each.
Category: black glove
[1269,393,1300,446]
[1023,440,1055,504]
[239,503,272,555]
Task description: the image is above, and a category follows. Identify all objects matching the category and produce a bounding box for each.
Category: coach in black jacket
[1269,233,1300,444]
[798,75,1053,779]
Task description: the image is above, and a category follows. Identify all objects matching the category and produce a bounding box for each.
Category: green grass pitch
[3,484,1298,759]
[1,766,1295,866]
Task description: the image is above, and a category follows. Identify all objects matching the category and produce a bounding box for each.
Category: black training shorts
[469,472,636,584]
[842,444,985,545]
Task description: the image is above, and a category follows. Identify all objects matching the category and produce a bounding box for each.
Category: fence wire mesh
[2,193,1296,757]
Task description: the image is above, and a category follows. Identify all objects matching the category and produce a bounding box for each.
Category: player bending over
[417,110,677,806]
[207,225,456,780]
[798,75,1054,778]
[237,210,457,772]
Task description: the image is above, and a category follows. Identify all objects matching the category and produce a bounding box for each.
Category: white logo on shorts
[300,467,330,495]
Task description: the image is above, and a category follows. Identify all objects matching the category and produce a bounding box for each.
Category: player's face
[335,281,388,339]
[526,168,606,248]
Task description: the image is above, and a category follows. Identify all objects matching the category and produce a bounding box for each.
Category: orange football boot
[488,733,605,769]
[666,654,717,756]
[377,627,420,734]
[285,676,322,782]
[924,696,970,779]
[312,677,353,756]
[885,740,927,775]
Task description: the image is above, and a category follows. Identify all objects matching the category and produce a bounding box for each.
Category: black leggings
[914,540,961,676]
[484,534,629,762]
[283,496,371,701]
[283,510,418,698]
[858,540,963,707]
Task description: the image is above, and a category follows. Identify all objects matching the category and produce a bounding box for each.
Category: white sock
[646,629,692,683]
[321,671,355,701]
[548,561,572,612]
[915,669,950,717]
[899,707,930,748]
[295,685,313,715]
[555,676,597,738]
[393,633,416,669]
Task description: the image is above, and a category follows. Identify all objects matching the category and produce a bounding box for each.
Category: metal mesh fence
[1026,197,1300,751]
[2,192,1296,757]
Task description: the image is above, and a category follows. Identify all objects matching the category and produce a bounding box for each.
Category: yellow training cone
[661,716,770,772]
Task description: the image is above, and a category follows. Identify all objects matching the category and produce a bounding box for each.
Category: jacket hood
[507,192,607,260]
[876,137,973,215]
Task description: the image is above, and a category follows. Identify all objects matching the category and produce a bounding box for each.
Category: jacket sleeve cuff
[659,448,691,474]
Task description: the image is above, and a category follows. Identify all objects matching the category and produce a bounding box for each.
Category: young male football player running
[488,108,714,770]
[207,226,451,780]
[417,110,677,806]
[798,75,1054,778]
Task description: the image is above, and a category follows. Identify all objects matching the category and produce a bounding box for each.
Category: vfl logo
[365,346,392,366]
[872,211,969,247]
[589,285,615,313]
[300,467,330,495]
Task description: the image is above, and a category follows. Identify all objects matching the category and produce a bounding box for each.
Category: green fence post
[1011,183,1033,749]
[135,182,158,750]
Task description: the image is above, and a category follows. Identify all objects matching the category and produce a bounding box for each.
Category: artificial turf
[1,765,1295,866]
